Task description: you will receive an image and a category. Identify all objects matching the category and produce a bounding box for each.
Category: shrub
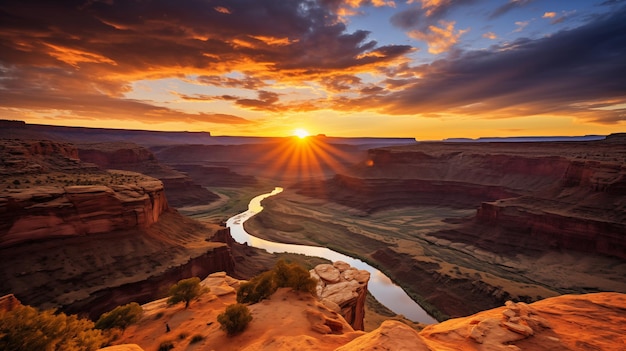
[190,334,204,344]
[236,260,317,304]
[217,303,252,336]
[158,340,174,351]
[237,270,276,304]
[274,260,317,294]
[167,277,206,309]
[95,302,143,332]
[0,305,105,351]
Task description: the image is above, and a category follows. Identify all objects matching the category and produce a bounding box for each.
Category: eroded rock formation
[1,181,167,248]
[105,274,626,351]
[77,142,220,208]
[310,261,370,330]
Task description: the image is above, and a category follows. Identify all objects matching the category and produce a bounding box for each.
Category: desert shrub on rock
[217,303,252,336]
[95,302,143,332]
[274,259,317,294]
[167,277,207,309]
[0,305,105,351]
[237,270,276,304]
[237,260,317,304]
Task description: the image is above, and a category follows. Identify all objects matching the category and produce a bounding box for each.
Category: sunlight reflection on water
[226,187,438,324]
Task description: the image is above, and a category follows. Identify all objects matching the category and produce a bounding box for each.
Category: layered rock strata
[0,180,167,248]
[310,261,370,330]
[77,142,220,208]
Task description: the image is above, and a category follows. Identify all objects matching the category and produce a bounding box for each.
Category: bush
[237,271,276,304]
[95,302,143,332]
[236,260,317,304]
[274,260,317,295]
[217,303,252,336]
[0,305,105,351]
[167,277,206,309]
[158,340,174,351]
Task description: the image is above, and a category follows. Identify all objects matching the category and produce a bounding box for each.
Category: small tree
[0,305,105,351]
[168,277,205,309]
[95,302,143,332]
[217,303,252,336]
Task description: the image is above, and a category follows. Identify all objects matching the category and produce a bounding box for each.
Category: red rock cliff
[0,181,168,248]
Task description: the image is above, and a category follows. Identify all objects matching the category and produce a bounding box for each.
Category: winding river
[226,187,438,324]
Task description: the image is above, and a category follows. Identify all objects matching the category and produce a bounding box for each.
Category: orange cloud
[409,20,468,54]
[483,31,497,40]
[542,11,556,18]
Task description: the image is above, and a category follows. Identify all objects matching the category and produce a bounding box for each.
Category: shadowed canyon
[1,120,625,350]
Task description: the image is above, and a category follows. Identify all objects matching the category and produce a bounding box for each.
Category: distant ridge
[442,135,606,143]
[0,120,417,148]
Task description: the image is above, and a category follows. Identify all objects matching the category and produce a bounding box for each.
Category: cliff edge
[108,273,626,351]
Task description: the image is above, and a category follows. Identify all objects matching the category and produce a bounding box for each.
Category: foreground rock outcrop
[310,261,370,331]
[107,273,626,351]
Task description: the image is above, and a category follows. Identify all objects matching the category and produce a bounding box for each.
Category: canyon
[245,134,626,319]
[1,121,625,350]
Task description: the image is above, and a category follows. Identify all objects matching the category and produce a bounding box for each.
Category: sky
[0,0,625,139]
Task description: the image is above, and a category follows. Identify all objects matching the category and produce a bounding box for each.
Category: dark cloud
[0,0,413,123]
[391,0,479,32]
[196,75,266,90]
[377,6,626,123]
[488,0,534,19]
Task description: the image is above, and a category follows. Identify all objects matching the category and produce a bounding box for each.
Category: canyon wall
[77,142,220,208]
[0,181,168,248]
[301,138,626,259]
[66,243,235,319]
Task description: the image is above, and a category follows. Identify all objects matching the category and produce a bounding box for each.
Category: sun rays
[254,135,358,182]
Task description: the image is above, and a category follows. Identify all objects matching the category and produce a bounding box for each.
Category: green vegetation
[167,277,206,309]
[217,303,252,336]
[237,260,317,304]
[94,302,143,332]
[0,305,106,351]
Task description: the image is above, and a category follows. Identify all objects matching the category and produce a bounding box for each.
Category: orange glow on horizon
[294,128,310,139]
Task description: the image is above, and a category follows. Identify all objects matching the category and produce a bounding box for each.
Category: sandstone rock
[314,264,341,283]
[311,262,370,331]
[333,261,351,272]
[0,180,168,248]
[319,281,359,303]
[321,299,341,313]
[336,320,430,351]
[502,321,534,336]
[200,271,241,296]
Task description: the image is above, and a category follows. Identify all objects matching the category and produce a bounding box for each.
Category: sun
[293,128,310,139]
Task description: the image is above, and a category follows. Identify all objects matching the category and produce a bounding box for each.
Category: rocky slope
[107,272,626,351]
[0,139,235,318]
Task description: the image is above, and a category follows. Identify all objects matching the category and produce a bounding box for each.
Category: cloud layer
[0,0,624,134]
